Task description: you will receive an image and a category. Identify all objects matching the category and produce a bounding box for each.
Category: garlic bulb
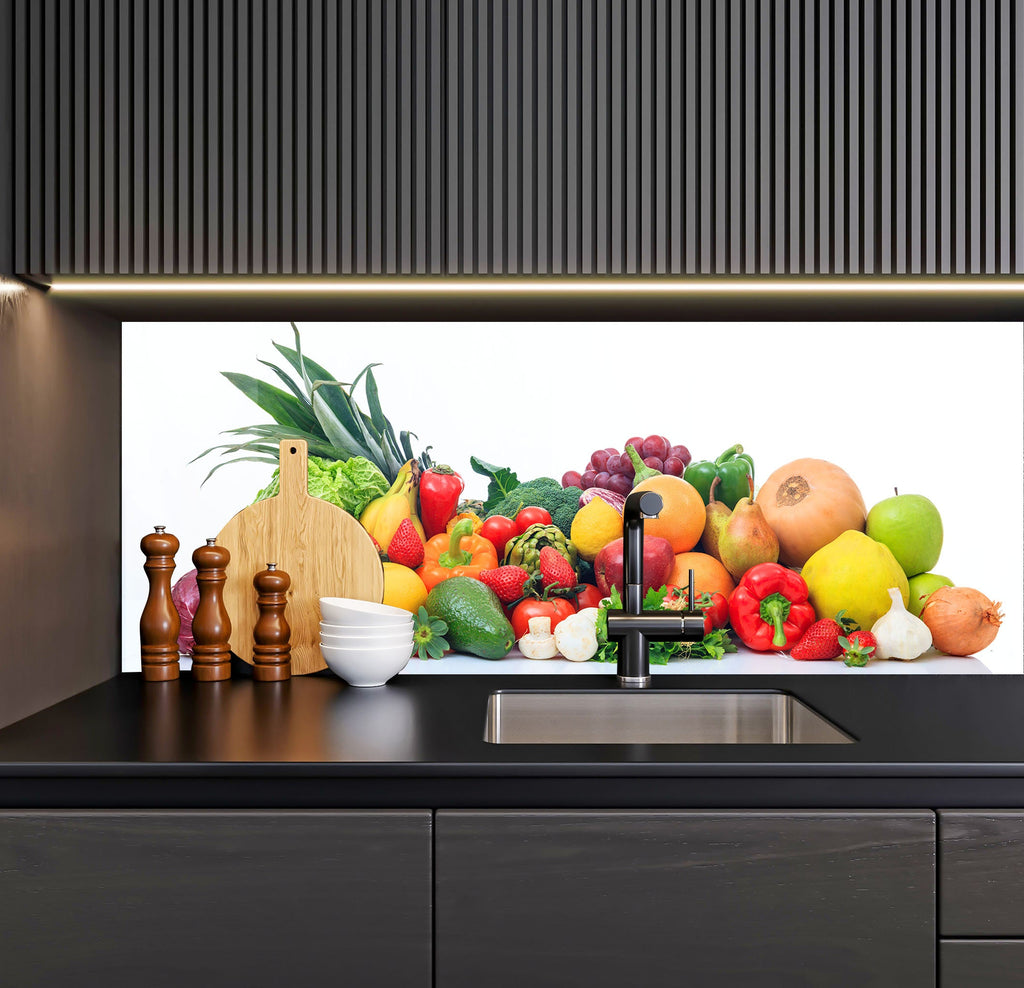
[871,588,932,660]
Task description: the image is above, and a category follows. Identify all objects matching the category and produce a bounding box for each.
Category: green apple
[907,572,954,617]
[865,493,943,578]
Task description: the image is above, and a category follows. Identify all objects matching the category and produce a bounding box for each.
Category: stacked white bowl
[319,597,415,687]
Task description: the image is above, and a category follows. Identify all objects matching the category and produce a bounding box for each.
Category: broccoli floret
[487,478,583,538]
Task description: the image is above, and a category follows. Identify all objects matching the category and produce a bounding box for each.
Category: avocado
[426,577,515,659]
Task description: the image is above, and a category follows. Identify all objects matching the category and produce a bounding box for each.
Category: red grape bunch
[561,435,692,496]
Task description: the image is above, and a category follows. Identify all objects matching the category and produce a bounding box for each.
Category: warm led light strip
[47,278,1024,294]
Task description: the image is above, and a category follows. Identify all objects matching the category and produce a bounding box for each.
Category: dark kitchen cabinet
[0,810,432,988]
[940,811,1024,936]
[940,941,1024,988]
[7,0,1022,277]
[435,810,936,988]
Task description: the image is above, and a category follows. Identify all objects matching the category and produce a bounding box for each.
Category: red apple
[594,536,676,598]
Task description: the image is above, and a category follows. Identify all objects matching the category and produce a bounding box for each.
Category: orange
[666,552,735,600]
[632,475,706,553]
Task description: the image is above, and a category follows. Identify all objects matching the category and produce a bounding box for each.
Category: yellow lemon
[570,497,624,562]
[801,530,909,631]
[382,561,428,613]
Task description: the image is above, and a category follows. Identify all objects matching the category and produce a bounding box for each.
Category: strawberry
[840,630,877,668]
[369,534,385,557]
[790,618,844,660]
[479,565,532,604]
[538,546,576,590]
[386,518,424,568]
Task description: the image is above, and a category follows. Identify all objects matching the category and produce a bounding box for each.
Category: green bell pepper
[683,444,754,509]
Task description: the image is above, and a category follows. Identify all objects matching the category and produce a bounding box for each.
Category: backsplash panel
[120,320,1022,674]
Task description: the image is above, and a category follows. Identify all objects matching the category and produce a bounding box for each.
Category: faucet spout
[622,490,663,617]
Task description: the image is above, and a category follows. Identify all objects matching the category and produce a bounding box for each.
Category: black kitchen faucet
[605,490,706,688]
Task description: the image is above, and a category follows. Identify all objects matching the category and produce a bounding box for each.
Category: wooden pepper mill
[252,563,292,681]
[140,526,181,682]
[191,538,232,682]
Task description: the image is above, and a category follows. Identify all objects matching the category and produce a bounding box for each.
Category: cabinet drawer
[941,941,1024,987]
[940,812,1024,936]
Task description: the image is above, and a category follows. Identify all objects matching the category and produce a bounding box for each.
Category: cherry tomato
[480,515,518,562]
[515,506,553,534]
[702,592,730,630]
[665,587,729,634]
[572,584,605,610]
[511,597,576,641]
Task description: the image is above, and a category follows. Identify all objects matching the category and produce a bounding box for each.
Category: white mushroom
[518,616,559,659]
[554,609,600,662]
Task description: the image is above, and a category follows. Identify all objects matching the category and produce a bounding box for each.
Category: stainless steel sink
[484,690,854,744]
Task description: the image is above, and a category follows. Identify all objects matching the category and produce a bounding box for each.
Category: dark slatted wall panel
[11,0,1024,275]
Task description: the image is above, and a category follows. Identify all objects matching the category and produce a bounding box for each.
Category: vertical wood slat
[7,0,1024,277]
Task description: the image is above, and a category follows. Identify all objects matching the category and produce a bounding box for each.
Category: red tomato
[511,598,576,641]
[665,587,729,634]
[572,584,605,610]
[479,515,518,561]
[515,506,553,534]
[703,592,730,630]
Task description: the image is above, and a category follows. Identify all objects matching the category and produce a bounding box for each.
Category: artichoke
[503,523,579,579]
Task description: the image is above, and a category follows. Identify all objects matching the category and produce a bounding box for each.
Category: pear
[718,496,780,582]
[699,476,732,564]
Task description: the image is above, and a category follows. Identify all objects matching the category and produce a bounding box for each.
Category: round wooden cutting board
[216,439,385,675]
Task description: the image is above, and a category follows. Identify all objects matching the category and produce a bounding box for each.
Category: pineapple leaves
[256,358,314,407]
[277,322,338,399]
[198,455,281,487]
[310,382,380,460]
[192,427,341,464]
[196,324,428,486]
[222,373,319,434]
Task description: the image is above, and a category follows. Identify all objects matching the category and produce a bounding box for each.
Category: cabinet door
[436,810,934,988]
[0,810,431,988]
[940,811,1024,935]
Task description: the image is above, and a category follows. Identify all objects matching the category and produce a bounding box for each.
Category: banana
[359,460,425,549]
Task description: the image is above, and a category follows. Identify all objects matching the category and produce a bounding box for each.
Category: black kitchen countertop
[0,672,1022,808]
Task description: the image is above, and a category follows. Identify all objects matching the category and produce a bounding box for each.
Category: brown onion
[920,587,1003,656]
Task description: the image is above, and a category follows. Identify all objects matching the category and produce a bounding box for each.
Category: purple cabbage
[171,568,199,655]
[578,488,626,514]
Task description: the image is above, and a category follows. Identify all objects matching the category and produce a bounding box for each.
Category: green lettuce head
[255,455,389,517]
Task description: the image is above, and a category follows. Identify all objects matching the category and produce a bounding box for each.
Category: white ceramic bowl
[320,618,412,636]
[319,641,413,687]
[320,597,415,627]
[321,629,414,648]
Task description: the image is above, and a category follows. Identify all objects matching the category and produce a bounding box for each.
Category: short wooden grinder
[192,538,232,681]
[252,563,292,681]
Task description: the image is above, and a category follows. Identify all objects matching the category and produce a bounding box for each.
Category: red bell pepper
[728,563,816,651]
[419,465,465,539]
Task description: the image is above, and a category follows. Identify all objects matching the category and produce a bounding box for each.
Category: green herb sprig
[593,586,737,664]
